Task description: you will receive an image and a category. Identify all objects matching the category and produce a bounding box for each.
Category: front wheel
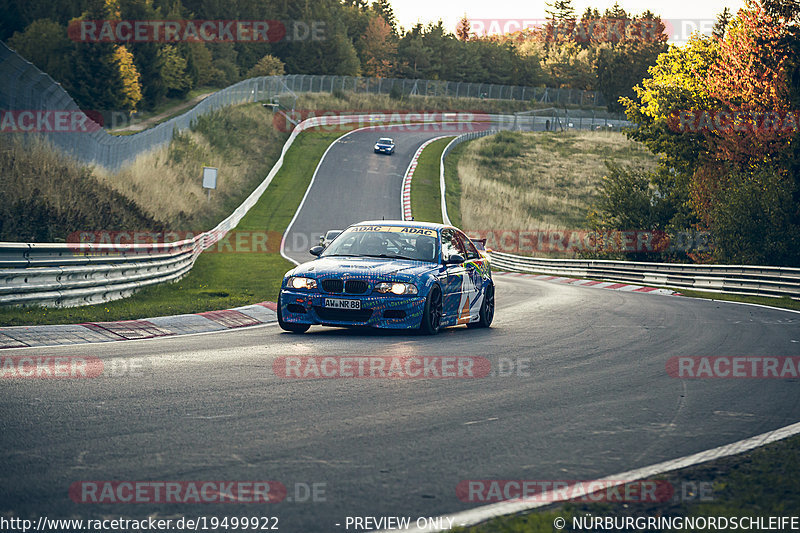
[467,283,494,328]
[418,285,443,335]
[277,294,310,333]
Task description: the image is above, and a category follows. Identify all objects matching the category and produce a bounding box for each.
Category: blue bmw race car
[278,221,494,334]
[374,137,395,155]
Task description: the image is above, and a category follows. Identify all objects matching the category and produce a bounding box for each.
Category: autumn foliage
[616,0,800,265]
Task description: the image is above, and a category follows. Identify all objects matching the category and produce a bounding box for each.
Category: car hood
[291,256,437,279]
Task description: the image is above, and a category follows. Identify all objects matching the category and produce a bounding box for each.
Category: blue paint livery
[279,221,493,331]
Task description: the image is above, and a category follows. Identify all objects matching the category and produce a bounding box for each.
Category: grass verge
[443,141,468,228]
[676,288,800,311]
[410,137,453,224]
[453,434,800,532]
[458,130,657,232]
[0,128,348,326]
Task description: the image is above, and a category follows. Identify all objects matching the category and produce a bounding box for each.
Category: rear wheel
[419,286,442,335]
[467,283,494,328]
[277,294,310,333]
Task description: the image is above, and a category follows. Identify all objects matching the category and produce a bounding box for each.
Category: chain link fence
[281,74,606,107]
[1,41,613,171]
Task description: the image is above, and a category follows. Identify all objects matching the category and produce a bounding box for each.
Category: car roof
[352,220,450,231]
[377,137,394,141]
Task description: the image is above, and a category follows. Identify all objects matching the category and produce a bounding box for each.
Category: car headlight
[375,282,418,295]
[286,276,317,290]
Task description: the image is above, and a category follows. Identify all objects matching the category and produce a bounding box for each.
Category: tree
[621,1,800,265]
[398,35,432,78]
[604,2,627,20]
[456,14,470,41]
[545,0,576,21]
[67,0,129,111]
[371,0,398,35]
[246,54,285,78]
[159,45,191,97]
[361,16,397,77]
[713,7,733,39]
[7,19,73,86]
[113,45,143,110]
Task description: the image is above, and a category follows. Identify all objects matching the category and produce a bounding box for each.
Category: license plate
[324,298,361,310]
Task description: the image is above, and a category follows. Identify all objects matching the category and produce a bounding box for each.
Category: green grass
[454,434,800,532]
[0,128,349,326]
[443,141,468,228]
[676,289,800,311]
[410,137,453,224]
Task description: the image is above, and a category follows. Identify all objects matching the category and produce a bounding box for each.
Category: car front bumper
[280,290,426,329]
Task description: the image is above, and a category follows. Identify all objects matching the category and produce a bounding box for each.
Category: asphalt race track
[282,123,470,263]
[2,125,799,532]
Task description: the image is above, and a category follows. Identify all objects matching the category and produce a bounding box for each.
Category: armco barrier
[0,113,451,307]
[435,133,800,300]
[6,111,613,308]
[1,41,620,171]
[487,251,800,299]
[440,130,498,225]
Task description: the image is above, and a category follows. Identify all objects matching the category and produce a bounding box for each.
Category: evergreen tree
[372,0,398,35]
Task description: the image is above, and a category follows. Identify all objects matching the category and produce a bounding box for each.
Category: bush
[709,167,800,266]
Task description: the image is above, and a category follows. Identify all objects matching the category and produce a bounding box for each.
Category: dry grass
[294,92,590,114]
[458,130,657,231]
[0,137,162,241]
[97,103,288,230]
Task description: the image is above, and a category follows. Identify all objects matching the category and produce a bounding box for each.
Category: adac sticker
[350,225,437,237]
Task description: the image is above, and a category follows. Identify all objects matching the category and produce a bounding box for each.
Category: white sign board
[202,167,218,189]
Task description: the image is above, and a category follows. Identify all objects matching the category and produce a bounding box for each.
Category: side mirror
[445,254,464,265]
[309,246,324,256]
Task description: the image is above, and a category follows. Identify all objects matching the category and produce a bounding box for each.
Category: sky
[390,0,747,43]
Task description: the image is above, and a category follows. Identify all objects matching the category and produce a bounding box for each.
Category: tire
[467,283,494,329]
[419,285,443,335]
[277,294,310,333]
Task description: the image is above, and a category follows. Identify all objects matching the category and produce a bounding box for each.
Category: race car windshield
[322,228,438,262]
[378,138,393,144]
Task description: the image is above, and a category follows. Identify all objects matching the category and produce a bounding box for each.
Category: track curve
[1,125,799,532]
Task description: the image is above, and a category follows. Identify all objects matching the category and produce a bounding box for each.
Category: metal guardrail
[439,130,498,226]
[436,133,800,300]
[0,113,397,307]
[487,251,800,299]
[281,74,608,107]
[1,41,618,171]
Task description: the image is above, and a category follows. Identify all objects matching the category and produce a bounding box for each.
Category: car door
[440,228,470,324]
[455,230,486,323]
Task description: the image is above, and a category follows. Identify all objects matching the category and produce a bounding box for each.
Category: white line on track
[385,421,800,532]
